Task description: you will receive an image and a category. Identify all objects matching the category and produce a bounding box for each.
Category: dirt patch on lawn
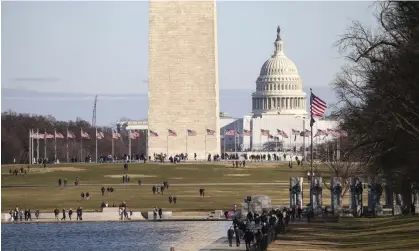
[31,167,85,173]
[226,174,251,177]
[104,174,157,178]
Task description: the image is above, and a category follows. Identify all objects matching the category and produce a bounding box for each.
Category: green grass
[269,216,419,251]
[1,162,338,212]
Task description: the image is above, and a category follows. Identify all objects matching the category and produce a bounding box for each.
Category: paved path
[200,237,247,251]
[2,182,289,189]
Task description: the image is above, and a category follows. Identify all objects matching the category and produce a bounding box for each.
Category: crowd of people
[226,208,292,251]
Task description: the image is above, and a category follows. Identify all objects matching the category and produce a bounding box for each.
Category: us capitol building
[119,27,338,155]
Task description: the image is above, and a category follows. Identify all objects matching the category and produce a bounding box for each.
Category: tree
[331,1,419,208]
[314,138,364,200]
[1,112,146,164]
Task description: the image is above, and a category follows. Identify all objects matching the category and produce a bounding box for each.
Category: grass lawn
[269,216,419,250]
[1,162,362,212]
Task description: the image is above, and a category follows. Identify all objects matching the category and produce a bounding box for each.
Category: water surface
[2,221,230,251]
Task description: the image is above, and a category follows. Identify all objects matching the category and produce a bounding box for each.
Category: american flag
[225,129,236,136]
[97,132,105,139]
[112,132,121,139]
[206,129,215,136]
[54,132,64,139]
[300,129,311,137]
[315,129,327,137]
[339,130,348,137]
[261,129,270,136]
[292,129,300,135]
[168,129,177,136]
[310,92,327,126]
[67,131,75,139]
[277,129,288,138]
[31,132,41,139]
[149,130,159,137]
[81,130,90,139]
[44,133,54,139]
[243,129,251,136]
[187,129,196,136]
[130,131,139,139]
[327,129,340,137]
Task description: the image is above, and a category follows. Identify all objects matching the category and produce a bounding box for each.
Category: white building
[119,27,338,157]
[221,27,338,153]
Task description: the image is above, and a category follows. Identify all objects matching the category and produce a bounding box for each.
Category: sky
[1,1,378,125]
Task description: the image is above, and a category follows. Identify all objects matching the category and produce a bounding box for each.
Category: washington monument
[148,0,221,159]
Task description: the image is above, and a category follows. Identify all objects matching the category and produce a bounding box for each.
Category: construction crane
[92,95,98,127]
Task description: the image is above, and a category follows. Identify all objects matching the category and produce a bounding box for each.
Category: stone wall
[148,0,220,159]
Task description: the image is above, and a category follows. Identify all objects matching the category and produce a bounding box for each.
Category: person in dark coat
[227,227,235,247]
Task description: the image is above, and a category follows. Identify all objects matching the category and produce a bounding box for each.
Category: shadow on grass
[270,216,419,251]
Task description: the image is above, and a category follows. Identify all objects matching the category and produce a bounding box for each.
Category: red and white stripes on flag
[81,130,90,139]
[300,129,311,137]
[243,129,251,136]
[187,129,196,136]
[97,132,105,139]
[310,93,327,117]
[315,129,327,137]
[326,128,348,137]
[67,131,75,139]
[225,129,236,136]
[130,131,139,139]
[54,132,65,139]
[113,131,121,139]
[277,129,288,138]
[261,129,270,136]
[206,129,215,136]
[310,91,327,127]
[168,129,177,136]
[339,130,348,137]
[149,130,159,137]
[44,133,54,139]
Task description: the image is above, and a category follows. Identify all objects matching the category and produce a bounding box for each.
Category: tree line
[1,111,146,164]
[330,1,419,204]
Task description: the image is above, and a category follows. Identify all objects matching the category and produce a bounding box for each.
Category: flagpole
[44,129,47,160]
[205,133,207,159]
[310,88,314,209]
[96,127,98,163]
[54,129,57,162]
[112,129,115,161]
[80,128,83,162]
[166,134,169,156]
[29,129,32,164]
[31,129,34,164]
[66,128,69,163]
[145,130,148,160]
[129,130,132,161]
[36,128,39,163]
[186,133,188,156]
[223,129,226,154]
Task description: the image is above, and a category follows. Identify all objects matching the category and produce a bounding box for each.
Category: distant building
[118,27,338,158]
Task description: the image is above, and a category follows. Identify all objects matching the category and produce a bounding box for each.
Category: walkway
[2,182,289,189]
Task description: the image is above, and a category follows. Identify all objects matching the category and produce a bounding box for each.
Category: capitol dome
[252,26,308,117]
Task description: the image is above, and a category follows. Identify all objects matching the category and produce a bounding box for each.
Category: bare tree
[314,140,364,200]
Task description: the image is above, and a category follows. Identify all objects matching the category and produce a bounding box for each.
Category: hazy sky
[1,1,378,95]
